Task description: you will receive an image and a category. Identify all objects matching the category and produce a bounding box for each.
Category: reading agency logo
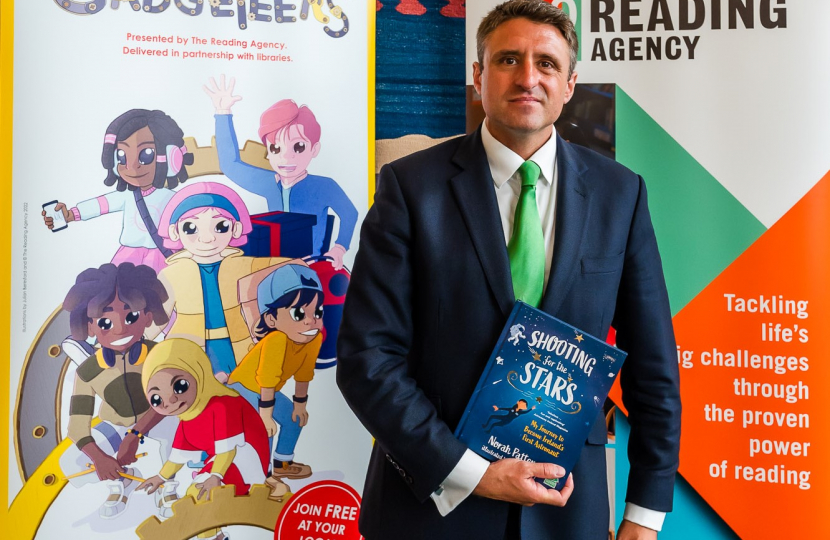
[553,0,582,61]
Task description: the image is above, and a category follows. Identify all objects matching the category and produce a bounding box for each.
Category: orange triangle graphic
[665,171,830,538]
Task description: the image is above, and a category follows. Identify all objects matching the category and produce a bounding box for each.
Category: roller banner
[465,1,828,538]
[1,1,374,539]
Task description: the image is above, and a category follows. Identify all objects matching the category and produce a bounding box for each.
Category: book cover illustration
[454,301,627,489]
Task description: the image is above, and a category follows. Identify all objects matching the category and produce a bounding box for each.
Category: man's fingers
[559,473,574,499]
[529,462,565,480]
[228,76,236,94]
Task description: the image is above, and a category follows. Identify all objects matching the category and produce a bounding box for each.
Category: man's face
[86,293,152,352]
[473,17,577,148]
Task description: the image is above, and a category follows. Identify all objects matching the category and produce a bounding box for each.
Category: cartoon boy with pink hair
[204,76,358,270]
[154,181,289,382]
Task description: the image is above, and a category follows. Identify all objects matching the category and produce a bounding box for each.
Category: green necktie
[507,160,545,307]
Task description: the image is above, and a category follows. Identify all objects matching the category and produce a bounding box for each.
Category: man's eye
[269,144,281,155]
[125,311,140,325]
[116,149,127,166]
[314,305,324,319]
[138,147,156,165]
[173,379,190,394]
[215,220,230,234]
[182,222,197,235]
[150,394,162,407]
[294,142,306,154]
[290,307,305,322]
[97,318,112,330]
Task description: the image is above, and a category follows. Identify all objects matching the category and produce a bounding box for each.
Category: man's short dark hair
[476,0,579,77]
[63,263,169,340]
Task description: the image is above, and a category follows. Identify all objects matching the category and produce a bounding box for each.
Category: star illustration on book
[536,396,543,404]
[575,333,584,342]
[567,375,573,382]
[496,356,504,365]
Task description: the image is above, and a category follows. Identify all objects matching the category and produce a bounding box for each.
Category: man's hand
[617,519,658,540]
[472,458,573,507]
[292,401,309,427]
[91,453,124,482]
[116,433,140,466]
[203,75,243,115]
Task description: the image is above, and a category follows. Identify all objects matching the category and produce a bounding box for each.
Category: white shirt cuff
[623,502,665,532]
[430,449,490,516]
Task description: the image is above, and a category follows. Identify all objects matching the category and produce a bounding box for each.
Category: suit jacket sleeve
[336,163,469,503]
[613,175,682,512]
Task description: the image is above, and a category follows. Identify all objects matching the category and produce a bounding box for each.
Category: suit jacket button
[406,475,413,484]
[385,454,393,463]
[398,468,406,477]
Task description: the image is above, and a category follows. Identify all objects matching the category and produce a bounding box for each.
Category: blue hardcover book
[454,301,628,490]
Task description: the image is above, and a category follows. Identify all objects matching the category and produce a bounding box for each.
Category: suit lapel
[450,129,515,317]
[541,135,591,316]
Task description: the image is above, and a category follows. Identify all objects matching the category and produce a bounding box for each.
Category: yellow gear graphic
[136,484,292,540]
[209,0,221,7]
[248,12,256,20]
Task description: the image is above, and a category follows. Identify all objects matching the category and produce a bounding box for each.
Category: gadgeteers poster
[465,1,828,538]
[5,1,373,538]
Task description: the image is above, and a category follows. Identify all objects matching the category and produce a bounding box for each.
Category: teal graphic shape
[615,87,767,315]
[614,413,739,539]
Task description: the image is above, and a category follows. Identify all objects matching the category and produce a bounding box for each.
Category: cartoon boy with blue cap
[228,263,324,498]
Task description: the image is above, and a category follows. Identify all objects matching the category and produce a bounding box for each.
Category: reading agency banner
[2,1,373,538]
[465,1,829,538]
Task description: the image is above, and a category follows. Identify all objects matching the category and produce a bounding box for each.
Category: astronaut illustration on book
[507,323,526,346]
[481,399,536,434]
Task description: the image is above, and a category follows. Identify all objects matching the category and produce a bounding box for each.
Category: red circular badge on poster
[275,481,363,540]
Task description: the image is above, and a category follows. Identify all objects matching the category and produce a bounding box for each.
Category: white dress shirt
[429,120,666,533]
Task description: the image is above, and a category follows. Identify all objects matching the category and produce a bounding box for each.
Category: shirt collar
[481,120,557,189]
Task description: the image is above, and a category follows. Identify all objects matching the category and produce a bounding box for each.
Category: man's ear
[563,70,578,105]
[232,220,243,239]
[472,61,483,96]
[168,224,180,242]
[311,142,321,158]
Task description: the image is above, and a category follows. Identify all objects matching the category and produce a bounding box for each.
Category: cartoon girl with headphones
[42,109,194,273]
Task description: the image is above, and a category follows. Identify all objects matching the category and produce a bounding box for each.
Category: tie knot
[518,160,541,188]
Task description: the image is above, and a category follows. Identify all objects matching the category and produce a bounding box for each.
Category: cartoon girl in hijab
[42,109,194,273]
[138,338,269,540]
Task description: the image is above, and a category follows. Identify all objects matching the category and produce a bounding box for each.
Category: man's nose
[515,59,539,89]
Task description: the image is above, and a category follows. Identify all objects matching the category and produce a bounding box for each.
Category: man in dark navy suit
[337,1,681,539]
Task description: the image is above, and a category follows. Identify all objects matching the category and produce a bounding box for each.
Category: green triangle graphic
[615,87,767,315]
